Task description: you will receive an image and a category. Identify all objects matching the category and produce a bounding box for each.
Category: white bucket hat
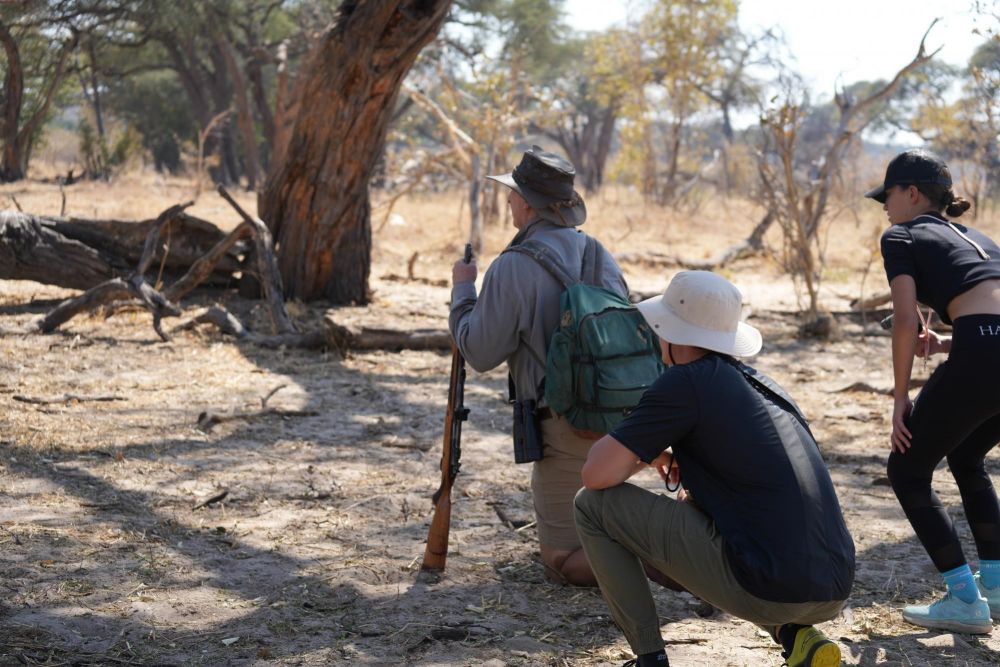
[636,271,762,357]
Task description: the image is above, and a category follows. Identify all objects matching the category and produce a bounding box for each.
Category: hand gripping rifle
[421,244,473,572]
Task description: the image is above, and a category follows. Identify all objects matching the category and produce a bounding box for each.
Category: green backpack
[505,236,666,435]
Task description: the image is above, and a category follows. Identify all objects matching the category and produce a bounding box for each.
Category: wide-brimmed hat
[865,149,952,204]
[636,271,762,357]
[486,145,587,227]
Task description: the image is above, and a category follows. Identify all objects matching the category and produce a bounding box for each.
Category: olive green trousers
[574,483,845,655]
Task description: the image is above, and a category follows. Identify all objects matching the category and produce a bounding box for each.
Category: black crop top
[881,213,1000,325]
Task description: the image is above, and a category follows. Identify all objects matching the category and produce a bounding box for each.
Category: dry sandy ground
[2,178,1000,666]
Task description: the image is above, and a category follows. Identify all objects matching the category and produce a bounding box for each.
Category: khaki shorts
[531,414,596,551]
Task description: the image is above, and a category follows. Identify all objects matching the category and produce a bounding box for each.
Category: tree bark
[259,0,452,304]
[0,22,25,182]
[215,29,259,190]
[0,211,112,289]
[0,23,77,182]
[0,210,243,290]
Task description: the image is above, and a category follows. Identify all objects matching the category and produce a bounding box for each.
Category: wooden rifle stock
[421,342,469,571]
[422,242,473,572]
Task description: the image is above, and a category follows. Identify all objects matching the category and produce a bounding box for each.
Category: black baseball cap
[865,149,952,203]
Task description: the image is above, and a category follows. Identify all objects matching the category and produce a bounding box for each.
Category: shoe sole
[901,611,993,634]
[805,641,841,667]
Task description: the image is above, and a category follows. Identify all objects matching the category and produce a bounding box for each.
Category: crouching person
[574,271,855,667]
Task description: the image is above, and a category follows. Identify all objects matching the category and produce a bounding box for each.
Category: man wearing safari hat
[450,145,628,586]
[575,271,855,667]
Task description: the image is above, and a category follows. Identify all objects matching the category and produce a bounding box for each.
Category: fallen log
[22,191,457,352]
[36,204,193,339]
[0,210,113,289]
[172,306,453,352]
[323,315,452,352]
[0,209,243,291]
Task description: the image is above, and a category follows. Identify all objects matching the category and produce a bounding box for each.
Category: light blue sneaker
[975,572,1000,620]
[902,592,993,634]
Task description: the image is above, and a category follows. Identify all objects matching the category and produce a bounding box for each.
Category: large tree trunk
[0,22,26,182]
[0,22,76,182]
[259,0,452,304]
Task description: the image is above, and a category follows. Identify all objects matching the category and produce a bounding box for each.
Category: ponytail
[945,196,972,218]
[914,183,973,219]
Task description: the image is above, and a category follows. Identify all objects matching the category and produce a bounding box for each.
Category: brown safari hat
[486,145,587,227]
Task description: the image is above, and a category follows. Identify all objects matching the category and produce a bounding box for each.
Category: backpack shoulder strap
[726,358,815,440]
[503,240,578,290]
[581,235,603,286]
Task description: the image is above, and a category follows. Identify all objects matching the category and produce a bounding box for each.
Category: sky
[562,0,994,98]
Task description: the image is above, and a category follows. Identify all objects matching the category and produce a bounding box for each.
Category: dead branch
[216,185,297,335]
[489,502,530,530]
[173,306,452,353]
[13,393,126,404]
[36,203,194,338]
[192,488,229,510]
[37,277,181,340]
[675,208,775,270]
[380,273,448,288]
[173,305,249,338]
[407,251,419,280]
[171,305,326,349]
[261,384,287,409]
[195,110,233,200]
[135,202,193,277]
[834,382,891,395]
[323,315,452,352]
[197,405,319,432]
[834,378,927,395]
[402,83,477,169]
[37,279,129,333]
[379,435,432,451]
[163,222,251,302]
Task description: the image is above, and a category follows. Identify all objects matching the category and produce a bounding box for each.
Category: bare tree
[757,23,941,323]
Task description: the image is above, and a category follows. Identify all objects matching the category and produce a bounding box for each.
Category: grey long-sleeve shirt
[449,218,628,403]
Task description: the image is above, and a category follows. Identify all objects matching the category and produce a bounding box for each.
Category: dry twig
[193,488,229,510]
[13,393,125,404]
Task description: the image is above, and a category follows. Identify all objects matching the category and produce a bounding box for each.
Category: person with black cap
[574,271,854,667]
[868,149,1000,633]
[449,146,628,586]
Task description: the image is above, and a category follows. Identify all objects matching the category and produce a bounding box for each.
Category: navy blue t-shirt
[881,213,1000,325]
[609,354,855,603]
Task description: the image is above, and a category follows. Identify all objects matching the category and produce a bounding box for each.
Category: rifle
[421,244,473,572]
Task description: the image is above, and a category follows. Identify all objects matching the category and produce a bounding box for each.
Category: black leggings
[887,314,1000,573]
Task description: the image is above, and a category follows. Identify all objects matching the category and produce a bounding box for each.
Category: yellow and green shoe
[783,626,841,667]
